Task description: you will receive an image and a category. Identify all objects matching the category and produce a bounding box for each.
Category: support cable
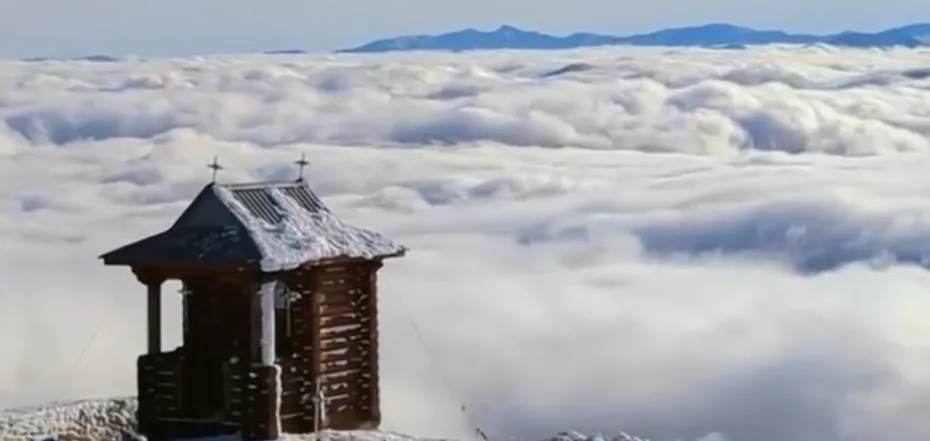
[0,288,123,439]
[389,292,492,441]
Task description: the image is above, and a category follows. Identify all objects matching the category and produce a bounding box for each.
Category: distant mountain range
[337,23,930,53]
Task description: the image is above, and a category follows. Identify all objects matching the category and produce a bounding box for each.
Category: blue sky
[3,0,930,58]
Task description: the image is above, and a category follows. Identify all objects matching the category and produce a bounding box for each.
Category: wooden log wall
[277,261,382,432]
[318,262,376,430]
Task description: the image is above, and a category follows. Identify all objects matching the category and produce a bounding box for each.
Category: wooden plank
[320,328,365,344]
[321,360,368,376]
[319,303,357,316]
[322,381,355,394]
[316,276,365,287]
[314,284,367,298]
[320,264,365,275]
[321,344,370,362]
[325,394,360,409]
[320,356,368,369]
[321,315,370,331]
[321,359,368,374]
[316,269,364,281]
[315,276,363,288]
[319,336,365,352]
[319,338,360,352]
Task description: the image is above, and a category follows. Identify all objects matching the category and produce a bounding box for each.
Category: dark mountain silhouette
[337,22,930,53]
[825,31,922,48]
[617,23,821,46]
[340,25,622,52]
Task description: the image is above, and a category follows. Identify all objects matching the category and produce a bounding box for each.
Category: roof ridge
[217,180,311,189]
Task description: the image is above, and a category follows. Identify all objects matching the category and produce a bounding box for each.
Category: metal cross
[207,155,223,183]
[295,153,309,182]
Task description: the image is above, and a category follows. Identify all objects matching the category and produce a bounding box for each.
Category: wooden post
[312,378,323,433]
[367,261,383,428]
[131,267,165,439]
[310,280,323,431]
[244,279,282,441]
[260,280,277,366]
[147,280,163,355]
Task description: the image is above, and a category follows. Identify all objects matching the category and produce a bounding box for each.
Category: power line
[0,288,123,440]
[388,292,492,441]
[54,288,124,399]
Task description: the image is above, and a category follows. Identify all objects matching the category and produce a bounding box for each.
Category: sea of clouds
[5,45,930,441]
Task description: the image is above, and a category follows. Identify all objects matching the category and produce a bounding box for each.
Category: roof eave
[295,248,408,269]
[381,247,408,260]
[102,257,263,274]
[98,232,167,263]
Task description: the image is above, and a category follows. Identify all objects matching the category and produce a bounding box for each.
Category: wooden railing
[137,349,184,434]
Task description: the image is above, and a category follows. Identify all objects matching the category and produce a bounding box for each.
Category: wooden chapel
[100,167,406,440]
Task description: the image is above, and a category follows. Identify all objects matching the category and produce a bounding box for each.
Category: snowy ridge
[0,398,652,441]
[213,185,405,272]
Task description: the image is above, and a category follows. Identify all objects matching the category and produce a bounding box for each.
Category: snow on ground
[0,397,135,440]
[0,398,650,441]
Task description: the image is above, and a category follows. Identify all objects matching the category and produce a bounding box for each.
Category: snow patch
[1,398,657,441]
[0,397,136,440]
[259,280,278,366]
[214,185,404,272]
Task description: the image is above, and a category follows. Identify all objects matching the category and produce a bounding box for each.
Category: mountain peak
[695,22,748,30]
[494,24,521,33]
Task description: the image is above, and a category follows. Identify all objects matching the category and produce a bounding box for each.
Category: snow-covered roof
[101,180,406,272]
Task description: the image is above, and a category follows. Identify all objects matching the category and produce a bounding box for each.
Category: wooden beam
[368,261,382,427]
[147,281,163,355]
[311,279,324,430]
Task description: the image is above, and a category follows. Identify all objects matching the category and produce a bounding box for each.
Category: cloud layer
[5,46,930,441]
[5,46,930,155]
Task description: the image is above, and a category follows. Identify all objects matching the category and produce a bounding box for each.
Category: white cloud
[5,46,930,441]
